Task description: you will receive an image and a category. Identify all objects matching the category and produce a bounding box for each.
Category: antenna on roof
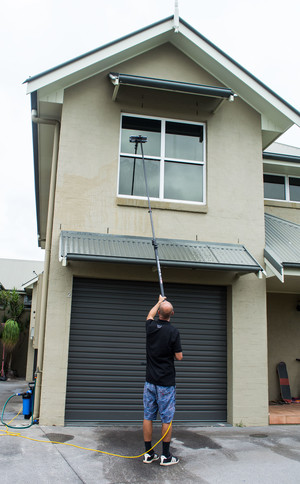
[174,0,179,32]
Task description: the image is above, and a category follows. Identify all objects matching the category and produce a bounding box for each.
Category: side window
[118,115,205,204]
[264,174,285,200]
[264,174,300,202]
[289,177,300,202]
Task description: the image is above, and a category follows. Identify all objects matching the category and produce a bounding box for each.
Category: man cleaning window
[143,295,183,466]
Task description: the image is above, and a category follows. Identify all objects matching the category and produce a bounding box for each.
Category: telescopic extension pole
[129,135,165,297]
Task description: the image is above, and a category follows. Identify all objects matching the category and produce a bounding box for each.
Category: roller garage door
[65,278,227,424]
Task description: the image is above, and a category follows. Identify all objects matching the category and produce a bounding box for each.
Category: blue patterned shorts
[143,382,176,423]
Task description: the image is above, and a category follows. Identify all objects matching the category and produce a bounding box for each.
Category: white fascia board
[26,20,174,95]
[173,24,300,127]
[264,258,284,283]
[263,160,300,176]
[284,268,300,277]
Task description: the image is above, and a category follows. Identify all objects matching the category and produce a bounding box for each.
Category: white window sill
[116,196,208,213]
[264,199,300,209]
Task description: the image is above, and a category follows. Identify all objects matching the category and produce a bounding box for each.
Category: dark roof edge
[23,16,174,84]
[180,18,300,118]
[282,262,300,269]
[66,253,260,272]
[263,152,300,163]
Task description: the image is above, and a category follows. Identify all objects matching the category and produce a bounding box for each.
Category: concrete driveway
[1,380,300,483]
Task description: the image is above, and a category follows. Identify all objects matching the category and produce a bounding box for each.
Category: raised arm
[146,295,166,320]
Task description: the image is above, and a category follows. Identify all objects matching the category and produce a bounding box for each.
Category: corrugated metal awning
[60,231,263,274]
[265,213,300,282]
[108,73,235,111]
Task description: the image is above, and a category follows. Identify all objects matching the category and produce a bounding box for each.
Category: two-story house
[25,16,300,426]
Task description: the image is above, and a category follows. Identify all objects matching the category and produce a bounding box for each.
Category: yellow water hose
[0,417,172,459]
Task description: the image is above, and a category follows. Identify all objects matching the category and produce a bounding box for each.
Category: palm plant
[2,320,20,375]
[0,289,24,378]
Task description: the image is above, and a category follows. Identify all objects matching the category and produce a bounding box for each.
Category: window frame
[117,113,206,205]
[263,172,300,202]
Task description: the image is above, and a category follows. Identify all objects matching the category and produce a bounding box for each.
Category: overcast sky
[1,0,299,262]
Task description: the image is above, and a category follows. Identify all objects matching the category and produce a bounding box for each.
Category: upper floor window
[264,174,300,202]
[118,114,205,204]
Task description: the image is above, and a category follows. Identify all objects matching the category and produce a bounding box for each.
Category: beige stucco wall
[268,293,300,402]
[228,276,268,426]
[38,43,268,425]
[265,203,300,224]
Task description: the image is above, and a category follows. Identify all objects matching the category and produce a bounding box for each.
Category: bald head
[158,300,174,321]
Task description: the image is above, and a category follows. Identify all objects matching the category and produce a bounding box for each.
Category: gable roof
[25,15,300,148]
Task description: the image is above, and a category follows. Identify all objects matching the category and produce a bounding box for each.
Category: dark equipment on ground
[277,361,292,403]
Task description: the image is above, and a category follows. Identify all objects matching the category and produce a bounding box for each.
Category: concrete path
[1,380,300,483]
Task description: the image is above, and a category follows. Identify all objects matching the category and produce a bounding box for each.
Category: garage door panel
[65,278,227,424]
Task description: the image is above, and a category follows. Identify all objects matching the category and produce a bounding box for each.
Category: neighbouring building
[24,16,300,426]
[0,258,44,377]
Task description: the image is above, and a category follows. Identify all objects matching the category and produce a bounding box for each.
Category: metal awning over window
[108,73,235,111]
[60,231,263,274]
[265,213,300,282]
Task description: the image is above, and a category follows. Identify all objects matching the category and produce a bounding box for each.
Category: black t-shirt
[145,318,182,387]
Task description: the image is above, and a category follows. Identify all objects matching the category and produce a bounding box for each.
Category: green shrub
[2,319,20,352]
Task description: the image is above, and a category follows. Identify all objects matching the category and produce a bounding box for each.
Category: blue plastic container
[23,390,33,419]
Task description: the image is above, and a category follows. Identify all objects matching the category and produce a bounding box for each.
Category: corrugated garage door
[65,278,227,424]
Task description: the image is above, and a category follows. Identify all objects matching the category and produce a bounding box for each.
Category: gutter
[65,253,262,274]
[31,109,60,421]
[263,152,300,163]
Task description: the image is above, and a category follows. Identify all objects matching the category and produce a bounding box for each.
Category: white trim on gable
[25,16,300,150]
[25,19,175,95]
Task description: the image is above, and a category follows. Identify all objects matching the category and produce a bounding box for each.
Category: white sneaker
[160,454,179,466]
[143,452,159,464]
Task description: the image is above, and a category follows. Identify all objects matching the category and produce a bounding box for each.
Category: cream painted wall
[268,293,300,402]
[228,275,268,426]
[265,204,300,225]
[55,43,265,258]
[38,42,268,425]
[39,248,73,425]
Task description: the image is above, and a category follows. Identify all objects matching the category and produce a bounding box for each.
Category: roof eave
[24,16,300,129]
[179,17,300,121]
